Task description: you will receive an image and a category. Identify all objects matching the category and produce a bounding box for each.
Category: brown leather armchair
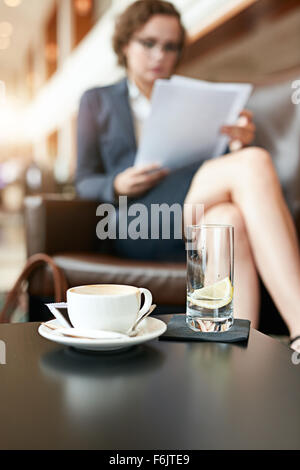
[24,193,300,334]
[25,194,187,321]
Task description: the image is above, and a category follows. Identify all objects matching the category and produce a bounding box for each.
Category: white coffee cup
[66,284,152,334]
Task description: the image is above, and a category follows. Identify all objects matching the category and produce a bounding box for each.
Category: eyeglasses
[132,37,182,55]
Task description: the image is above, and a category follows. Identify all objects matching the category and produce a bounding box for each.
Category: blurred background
[0,0,299,292]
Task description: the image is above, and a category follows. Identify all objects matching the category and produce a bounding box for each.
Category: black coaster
[159,315,251,343]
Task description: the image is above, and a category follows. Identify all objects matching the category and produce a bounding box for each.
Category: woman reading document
[76,0,300,351]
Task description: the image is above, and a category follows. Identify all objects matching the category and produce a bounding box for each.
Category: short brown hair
[113,0,186,67]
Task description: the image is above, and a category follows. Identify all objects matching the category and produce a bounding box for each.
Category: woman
[76,0,300,351]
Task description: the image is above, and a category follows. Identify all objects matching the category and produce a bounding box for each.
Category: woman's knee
[240,146,277,182]
[194,147,274,186]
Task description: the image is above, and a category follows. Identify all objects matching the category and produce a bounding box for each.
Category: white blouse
[127,79,151,145]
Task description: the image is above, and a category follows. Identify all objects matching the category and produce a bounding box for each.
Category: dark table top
[0,316,299,450]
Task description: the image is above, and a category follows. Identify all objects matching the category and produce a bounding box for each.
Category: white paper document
[135,76,253,169]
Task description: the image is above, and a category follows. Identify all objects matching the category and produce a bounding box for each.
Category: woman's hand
[114,163,169,198]
[221,109,256,152]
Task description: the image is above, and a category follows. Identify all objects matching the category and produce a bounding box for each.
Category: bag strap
[0,253,69,324]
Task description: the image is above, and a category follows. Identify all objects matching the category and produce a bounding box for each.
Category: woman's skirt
[113,163,200,262]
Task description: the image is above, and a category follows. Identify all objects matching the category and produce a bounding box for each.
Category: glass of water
[186,224,234,333]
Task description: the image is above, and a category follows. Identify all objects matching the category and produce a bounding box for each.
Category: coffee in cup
[67,284,152,334]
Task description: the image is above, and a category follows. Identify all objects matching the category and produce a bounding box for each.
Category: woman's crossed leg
[184,146,300,345]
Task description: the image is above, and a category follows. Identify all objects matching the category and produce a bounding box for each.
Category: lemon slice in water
[188,277,233,309]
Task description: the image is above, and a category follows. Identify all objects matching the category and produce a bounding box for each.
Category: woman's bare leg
[204,203,260,328]
[184,147,300,338]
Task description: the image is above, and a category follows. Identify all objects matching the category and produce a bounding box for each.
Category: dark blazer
[76,77,232,207]
[76,78,137,203]
[75,78,218,260]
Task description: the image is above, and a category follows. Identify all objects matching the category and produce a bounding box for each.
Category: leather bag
[0,253,68,323]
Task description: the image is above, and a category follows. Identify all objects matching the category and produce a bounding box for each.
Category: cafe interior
[0,0,300,334]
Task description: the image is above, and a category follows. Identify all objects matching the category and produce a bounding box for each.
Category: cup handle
[138,288,152,318]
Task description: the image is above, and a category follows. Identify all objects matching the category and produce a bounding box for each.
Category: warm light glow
[26,165,42,190]
[0,36,10,50]
[0,98,25,144]
[4,0,23,7]
[45,43,58,63]
[0,81,5,105]
[0,22,13,37]
[26,71,34,83]
[74,0,93,16]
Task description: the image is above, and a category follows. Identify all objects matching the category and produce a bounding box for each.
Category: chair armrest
[24,195,102,257]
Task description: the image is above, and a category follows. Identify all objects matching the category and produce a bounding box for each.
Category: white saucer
[38,318,167,351]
